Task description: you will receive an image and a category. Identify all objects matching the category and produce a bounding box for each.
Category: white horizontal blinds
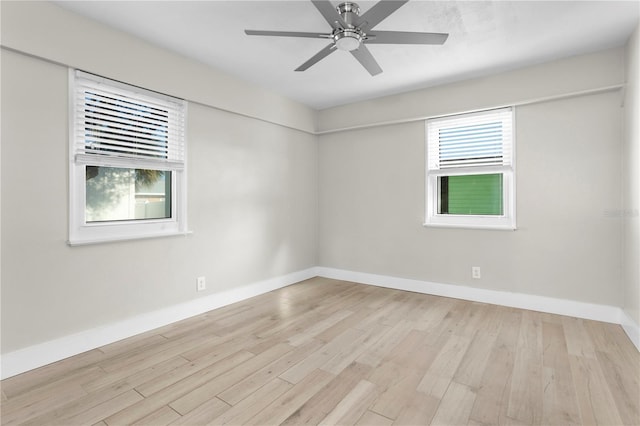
[427,107,512,170]
[73,71,186,170]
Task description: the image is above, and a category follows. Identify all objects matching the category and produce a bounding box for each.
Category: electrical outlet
[196,276,206,291]
[472,266,481,279]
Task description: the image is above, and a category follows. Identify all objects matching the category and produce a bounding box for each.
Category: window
[425,107,515,229]
[69,70,187,245]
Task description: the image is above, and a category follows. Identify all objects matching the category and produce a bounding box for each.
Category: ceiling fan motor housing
[334,2,364,51]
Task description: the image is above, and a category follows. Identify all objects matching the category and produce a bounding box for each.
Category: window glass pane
[85,166,171,222]
[439,173,503,215]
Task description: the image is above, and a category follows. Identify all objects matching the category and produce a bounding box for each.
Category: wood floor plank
[244,369,335,426]
[218,339,323,406]
[540,322,582,425]
[506,311,544,425]
[103,350,254,425]
[103,331,221,373]
[211,296,279,328]
[97,333,168,357]
[569,354,625,425]
[391,391,439,426]
[430,382,476,426]
[416,334,472,399]
[381,329,441,373]
[1,278,637,426]
[318,379,378,426]
[168,343,293,415]
[134,336,258,398]
[356,410,394,426]
[594,320,640,362]
[314,307,377,343]
[179,332,258,362]
[410,296,457,333]
[476,304,511,337]
[251,310,321,341]
[247,309,338,354]
[0,383,88,425]
[1,366,102,417]
[468,310,521,425]
[368,361,424,420]
[279,327,364,384]
[1,349,105,399]
[447,301,491,338]
[167,397,230,425]
[562,317,597,359]
[213,311,284,339]
[355,319,413,368]
[57,389,144,426]
[287,309,354,347]
[209,378,293,425]
[452,331,498,388]
[595,349,640,425]
[83,356,188,395]
[541,367,581,426]
[280,361,373,426]
[320,323,391,375]
[354,292,413,330]
[131,405,181,426]
[23,380,143,426]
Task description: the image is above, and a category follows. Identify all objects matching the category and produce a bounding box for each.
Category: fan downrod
[337,2,361,19]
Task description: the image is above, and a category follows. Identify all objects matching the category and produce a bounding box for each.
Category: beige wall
[623,24,640,326]
[1,3,318,353]
[318,60,624,306]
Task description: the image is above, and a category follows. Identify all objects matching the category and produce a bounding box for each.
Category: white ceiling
[55,0,639,110]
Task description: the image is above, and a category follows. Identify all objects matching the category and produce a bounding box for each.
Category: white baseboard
[318,267,640,351]
[316,267,624,325]
[3,266,637,379]
[621,310,640,352]
[0,267,318,380]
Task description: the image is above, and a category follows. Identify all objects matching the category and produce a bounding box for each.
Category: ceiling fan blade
[351,44,383,76]
[245,30,331,39]
[365,31,448,45]
[295,43,337,71]
[311,0,348,29]
[356,0,409,31]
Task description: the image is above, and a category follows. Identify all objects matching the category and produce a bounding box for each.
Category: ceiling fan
[244,0,448,76]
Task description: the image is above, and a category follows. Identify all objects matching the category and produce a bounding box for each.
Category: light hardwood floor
[1,277,638,425]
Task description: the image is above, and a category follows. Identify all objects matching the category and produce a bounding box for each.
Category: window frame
[424,107,516,230]
[68,70,188,245]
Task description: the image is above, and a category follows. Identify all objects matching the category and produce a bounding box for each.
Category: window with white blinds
[69,70,188,245]
[72,71,185,170]
[425,107,516,230]
[427,107,512,171]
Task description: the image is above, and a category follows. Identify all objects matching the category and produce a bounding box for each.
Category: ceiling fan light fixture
[333,29,362,51]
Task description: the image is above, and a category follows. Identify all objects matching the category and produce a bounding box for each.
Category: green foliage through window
[439,174,503,215]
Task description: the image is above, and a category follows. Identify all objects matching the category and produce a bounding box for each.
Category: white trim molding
[0,267,318,380]
[316,267,626,326]
[621,310,640,352]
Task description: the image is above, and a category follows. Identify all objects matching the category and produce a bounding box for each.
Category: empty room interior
[1,0,639,425]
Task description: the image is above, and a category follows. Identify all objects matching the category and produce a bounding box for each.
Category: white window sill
[423,222,516,231]
[67,230,193,246]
